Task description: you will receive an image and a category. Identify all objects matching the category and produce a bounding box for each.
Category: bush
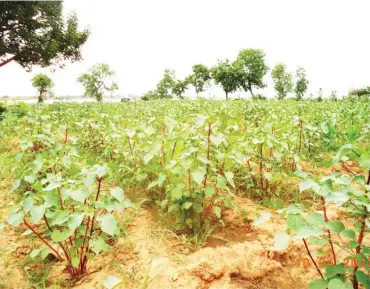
[348,86,370,97]
[141,90,158,100]
[0,103,6,120]
[252,94,267,100]
[7,102,30,118]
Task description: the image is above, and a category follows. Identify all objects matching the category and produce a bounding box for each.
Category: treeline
[143,48,311,100]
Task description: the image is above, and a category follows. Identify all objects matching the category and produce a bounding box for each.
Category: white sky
[1,0,370,98]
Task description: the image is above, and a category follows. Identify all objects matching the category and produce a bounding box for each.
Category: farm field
[0,99,369,289]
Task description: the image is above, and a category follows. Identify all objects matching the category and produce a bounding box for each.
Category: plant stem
[79,216,91,274]
[43,215,53,232]
[322,197,337,265]
[23,219,64,261]
[367,170,370,185]
[57,187,64,210]
[298,120,303,155]
[353,207,368,289]
[203,122,212,188]
[302,238,324,279]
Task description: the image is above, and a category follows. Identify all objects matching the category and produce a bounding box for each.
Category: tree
[187,64,211,97]
[294,67,309,100]
[0,2,89,70]
[317,88,323,102]
[77,63,118,102]
[271,63,293,99]
[32,73,54,103]
[156,69,175,98]
[211,59,239,100]
[233,48,269,97]
[329,90,338,101]
[172,79,188,99]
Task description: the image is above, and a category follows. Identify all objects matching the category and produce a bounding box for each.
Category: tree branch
[0,56,15,68]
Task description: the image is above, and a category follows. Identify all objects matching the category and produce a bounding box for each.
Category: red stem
[24,219,64,261]
[79,216,91,274]
[303,238,324,279]
[322,197,337,265]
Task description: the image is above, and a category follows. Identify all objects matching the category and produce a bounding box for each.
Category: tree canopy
[271,63,293,99]
[77,63,118,102]
[234,49,269,96]
[0,1,89,70]
[187,64,211,97]
[211,59,239,99]
[32,73,54,103]
[294,67,309,100]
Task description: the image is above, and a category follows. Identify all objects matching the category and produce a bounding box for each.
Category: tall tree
[294,67,309,100]
[187,64,211,97]
[77,63,118,102]
[156,69,175,98]
[172,79,188,99]
[211,59,239,100]
[0,1,89,70]
[32,73,53,103]
[233,48,269,97]
[271,63,293,99]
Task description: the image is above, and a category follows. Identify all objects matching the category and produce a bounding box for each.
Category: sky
[1,0,370,99]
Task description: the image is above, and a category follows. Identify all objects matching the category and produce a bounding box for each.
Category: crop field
[0,99,369,289]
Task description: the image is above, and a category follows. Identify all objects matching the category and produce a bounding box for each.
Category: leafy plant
[7,125,130,278]
[274,144,370,289]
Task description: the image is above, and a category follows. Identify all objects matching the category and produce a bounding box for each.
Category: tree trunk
[249,87,254,97]
[225,92,229,100]
[38,89,44,103]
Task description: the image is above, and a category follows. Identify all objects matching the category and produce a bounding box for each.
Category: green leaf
[328,278,351,289]
[359,153,370,170]
[326,220,345,233]
[356,270,370,288]
[326,192,349,206]
[342,229,355,239]
[210,134,223,147]
[22,197,34,213]
[191,169,205,185]
[253,212,271,226]
[70,188,90,203]
[30,249,40,259]
[306,212,325,226]
[91,236,111,254]
[24,175,36,184]
[171,187,182,200]
[296,225,324,238]
[44,180,61,191]
[299,178,315,192]
[287,214,305,232]
[325,263,347,279]
[30,205,46,224]
[213,206,221,219]
[205,187,215,198]
[51,229,74,242]
[8,210,24,227]
[72,257,80,268]
[68,214,84,231]
[143,153,154,164]
[102,275,123,289]
[110,187,124,202]
[216,176,227,189]
[224,172,235,188]
[40,248,50,260]
[274,232,290,251]
[11,179,21,192]
[308,279,328,289]
[182,202,192,209]
[99,214,117,236]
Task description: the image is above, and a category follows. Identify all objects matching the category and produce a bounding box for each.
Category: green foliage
[330,90,338,101]
[187,64,211,97]
[348,86,370,98]
[77,63,118,102]
[32,73,54,103]
[233,48,269,97]
[7,124,130,277]
[317,88,324,102]
[0,1,89,70]
[211,59,239,99]
[156,69,175,98]
[295,67,309,100]
[271,63,293,99]
[172,79,188,99]
[275,143,370,289]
